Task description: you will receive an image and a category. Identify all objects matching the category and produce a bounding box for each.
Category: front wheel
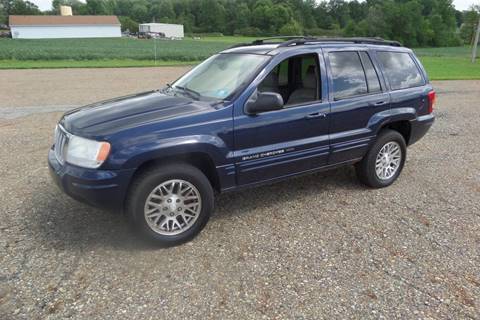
[126,163,214,246]
[355,129,407,188]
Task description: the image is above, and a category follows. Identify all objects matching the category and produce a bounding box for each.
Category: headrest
[303,65,317,89]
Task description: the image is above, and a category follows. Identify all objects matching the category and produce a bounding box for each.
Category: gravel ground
[0,68,479,319]
[0,67,191,109]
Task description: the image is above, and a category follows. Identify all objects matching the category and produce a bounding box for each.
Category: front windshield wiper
[159,83,174,94]
[173,85,201,100]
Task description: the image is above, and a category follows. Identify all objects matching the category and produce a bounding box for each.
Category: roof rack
[229,36,303,49]
[278,37,402,47]
[229,36,402,49]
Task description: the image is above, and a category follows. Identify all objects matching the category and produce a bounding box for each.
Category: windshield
[172,53,270,100]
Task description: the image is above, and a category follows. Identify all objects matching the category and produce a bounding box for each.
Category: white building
[139,23,184,38]
[9,15,121,39]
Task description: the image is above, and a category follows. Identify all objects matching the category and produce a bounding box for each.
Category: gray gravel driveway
[0,68,479,319]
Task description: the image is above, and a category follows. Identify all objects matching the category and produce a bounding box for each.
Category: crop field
[0,37,479,79]
[0,37,230,61]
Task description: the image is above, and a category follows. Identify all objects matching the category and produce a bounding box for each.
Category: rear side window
[329,51,367,100]
[359,52,381,93]
[377,52,424,90]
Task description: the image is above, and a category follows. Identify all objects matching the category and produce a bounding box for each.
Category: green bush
[303,28,342,37]
[233,27,263,37]
[279,20,303,36]
[118,17,139,33]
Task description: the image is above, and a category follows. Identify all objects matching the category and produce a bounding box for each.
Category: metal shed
[9,15,121,39]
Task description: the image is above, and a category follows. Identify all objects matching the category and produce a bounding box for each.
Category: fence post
[472,16,480,63]
[154,37,157,65]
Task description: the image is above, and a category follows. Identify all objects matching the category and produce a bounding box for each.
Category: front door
[233,52,330,186]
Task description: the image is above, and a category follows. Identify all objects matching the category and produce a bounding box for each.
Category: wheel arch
[369,108,415,145]
[380,120,412,145]
[130,152,221,193]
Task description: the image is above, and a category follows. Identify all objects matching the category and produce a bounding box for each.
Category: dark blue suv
[48,37,435,246]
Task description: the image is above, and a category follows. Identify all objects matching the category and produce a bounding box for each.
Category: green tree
[314,2,334,29]
[279,19,302,35]
[196,0,226,33]
[361,5,388,38]
[251,0,275,33]
[151,0,175,22]
[118,16,138,32]
[2,0,464,47]
[328,0,350,28]
[0,0,7,25]
[460,7,480,45]
[8,0,40,15]
[131,0,149,23]
[225,1,251,35]
[85,0,106,15]
[343,20,358,37]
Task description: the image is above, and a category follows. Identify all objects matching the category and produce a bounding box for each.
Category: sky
[30,0,478,12]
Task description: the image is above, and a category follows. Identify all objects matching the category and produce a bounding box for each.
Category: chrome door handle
[305,112,327,119]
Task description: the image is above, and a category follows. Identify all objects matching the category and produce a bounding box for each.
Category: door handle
[305,112,327,119]
[372,101,387,106]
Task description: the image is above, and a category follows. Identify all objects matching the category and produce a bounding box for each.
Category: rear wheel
[126,163,214,246]
[356,129,407,188]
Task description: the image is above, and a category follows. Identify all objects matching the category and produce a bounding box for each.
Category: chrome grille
[54,125,68,164]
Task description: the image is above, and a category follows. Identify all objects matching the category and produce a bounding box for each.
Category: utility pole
[472,15,480,63]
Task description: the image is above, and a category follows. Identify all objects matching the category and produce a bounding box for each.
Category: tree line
[1,0,479,47]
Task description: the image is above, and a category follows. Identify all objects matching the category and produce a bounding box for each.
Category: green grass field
[0,37,228,61]
[0,37,479,80]
[0,59,198,69]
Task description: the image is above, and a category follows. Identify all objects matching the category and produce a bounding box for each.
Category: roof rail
[251,36,306,45]
[229,36,402,49]
[228,35,306,49]
[277,37,402,47]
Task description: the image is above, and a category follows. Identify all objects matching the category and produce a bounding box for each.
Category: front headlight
[65,135,111,169]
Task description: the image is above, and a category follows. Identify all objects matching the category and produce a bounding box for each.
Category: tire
[355,129,407,188]
[126,163,214,246]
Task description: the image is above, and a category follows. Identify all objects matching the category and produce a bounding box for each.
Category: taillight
[427,90,436,114]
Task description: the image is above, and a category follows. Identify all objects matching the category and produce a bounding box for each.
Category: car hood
[60,91,216,137]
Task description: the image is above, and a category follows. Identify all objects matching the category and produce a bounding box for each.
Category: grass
[0,37,227,61]
[412,46,480,80]
[0,59,198,69]
[0,37,479,79]
[196,36,257,43]
[419,57,480,80]
[413,46,474,57]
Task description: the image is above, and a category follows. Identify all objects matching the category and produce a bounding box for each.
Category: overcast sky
[30,0,478,12]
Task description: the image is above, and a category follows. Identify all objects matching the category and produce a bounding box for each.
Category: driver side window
[258,54,320,107]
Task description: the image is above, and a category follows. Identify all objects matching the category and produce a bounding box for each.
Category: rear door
[324,48,390,164]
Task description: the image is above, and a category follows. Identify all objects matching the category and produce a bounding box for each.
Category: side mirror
[245,91,284,114]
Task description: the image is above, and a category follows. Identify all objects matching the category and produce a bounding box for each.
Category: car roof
[220,37,412,56]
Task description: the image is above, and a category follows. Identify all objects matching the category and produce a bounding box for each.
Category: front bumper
[48,149,135,212]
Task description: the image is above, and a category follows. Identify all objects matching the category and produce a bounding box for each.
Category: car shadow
[30,166,361,251]
[214,166,361,220]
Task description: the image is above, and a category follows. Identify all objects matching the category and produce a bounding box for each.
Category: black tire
[355,129,407,188]
[126,163,214,247]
